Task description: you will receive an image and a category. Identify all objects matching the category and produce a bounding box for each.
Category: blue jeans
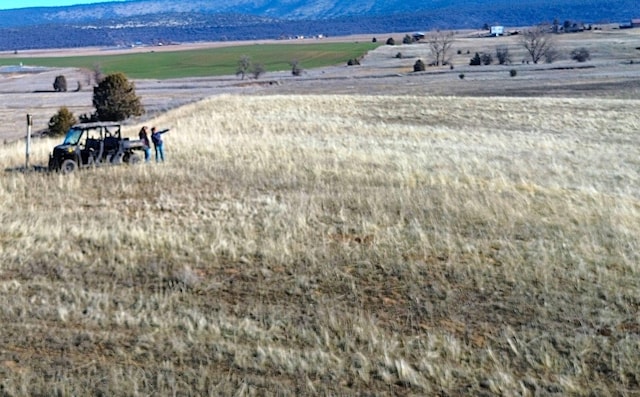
[143,147,151,162]
[155,143,165,162]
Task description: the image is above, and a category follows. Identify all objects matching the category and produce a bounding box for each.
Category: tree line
[398,25,593,72]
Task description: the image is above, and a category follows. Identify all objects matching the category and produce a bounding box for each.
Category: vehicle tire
[126,154,142,165]
[60,159,78,174]
[48,156,56,171]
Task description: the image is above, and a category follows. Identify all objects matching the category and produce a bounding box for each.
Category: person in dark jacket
[138,126,151,162]
[151,126,169,162]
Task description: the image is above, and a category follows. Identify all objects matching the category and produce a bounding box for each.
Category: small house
[632,18,640,28]
[490,26,504,36]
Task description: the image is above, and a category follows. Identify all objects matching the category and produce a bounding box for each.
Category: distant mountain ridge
[0,0,635,50]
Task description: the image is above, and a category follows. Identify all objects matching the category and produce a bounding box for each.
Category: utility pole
[26,114,32,170]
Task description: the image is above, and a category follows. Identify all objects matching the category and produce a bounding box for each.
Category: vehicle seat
[104,136,119,152]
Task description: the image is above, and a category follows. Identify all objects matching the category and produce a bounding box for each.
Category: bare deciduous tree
[290,59,302,76]
[496,46,512,65]
[251,63,266,79]
[520,25,555,64]
[544,47,560,64]
[236,55,251,80]
[82,68,93,87]
[426,30,454,66]
[92,63,104,85]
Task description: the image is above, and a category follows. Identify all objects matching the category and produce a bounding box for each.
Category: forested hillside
[0,0,635,50]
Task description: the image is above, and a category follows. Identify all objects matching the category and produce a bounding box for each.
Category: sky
[0,1,123,10]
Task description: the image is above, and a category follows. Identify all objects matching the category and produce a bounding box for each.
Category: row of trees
[235,56,305,79]
[405,25,592,69]
[384,32,454,67]
[235,55,266,80]
[469,45,589,66]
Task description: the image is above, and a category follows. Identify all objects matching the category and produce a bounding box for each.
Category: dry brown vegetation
[1,27,640,396]
[1,93,640,396]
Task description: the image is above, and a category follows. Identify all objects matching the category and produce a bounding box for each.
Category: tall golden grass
[0,94,639,395]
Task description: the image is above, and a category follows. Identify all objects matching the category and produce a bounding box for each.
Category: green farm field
[0,42,380,79]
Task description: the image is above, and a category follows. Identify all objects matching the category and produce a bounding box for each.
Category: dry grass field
[1,28,640,396]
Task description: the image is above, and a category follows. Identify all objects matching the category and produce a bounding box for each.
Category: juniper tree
[92,72,144,121]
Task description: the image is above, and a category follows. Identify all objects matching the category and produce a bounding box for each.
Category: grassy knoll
[0,42,380,79]
[0,95,639,395]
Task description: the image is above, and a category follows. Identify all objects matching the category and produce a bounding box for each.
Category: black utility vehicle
[48,122,144,173]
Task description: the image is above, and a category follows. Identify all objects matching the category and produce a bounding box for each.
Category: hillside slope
[3,0,636,24]
[1,94,639,395]
[0,0,635,50]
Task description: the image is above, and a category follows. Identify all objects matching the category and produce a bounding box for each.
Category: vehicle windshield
[62,128,84,145]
